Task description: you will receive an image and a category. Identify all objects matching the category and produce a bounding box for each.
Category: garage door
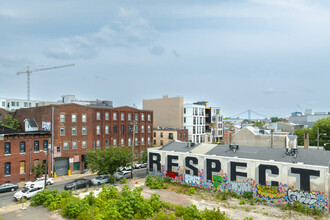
[55,158,69,176]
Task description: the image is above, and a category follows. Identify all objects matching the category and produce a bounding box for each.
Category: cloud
[172,50,181,57]
[0,56,32,68]
[0,8,19,18]
[149,46,164,55]
[45,8,157,59]
[263,88,275,94]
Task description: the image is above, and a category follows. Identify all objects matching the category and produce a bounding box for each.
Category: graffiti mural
[287,189,317,205]
[256,184,285,199]
[185,174,201,185]
[165,171,175,179]
[227,181,251,194]
[212,175,223,189]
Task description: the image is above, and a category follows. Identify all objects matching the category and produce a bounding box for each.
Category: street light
[317,127,327,150]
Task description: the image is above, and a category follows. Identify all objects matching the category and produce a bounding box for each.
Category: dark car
[0,183,19,193]
[64,179,92,190]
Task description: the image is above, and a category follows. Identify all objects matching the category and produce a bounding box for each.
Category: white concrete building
[0,98,41,111]
[183,103,206,143]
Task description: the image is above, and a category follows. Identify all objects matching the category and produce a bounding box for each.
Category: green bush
[175,204,185,217]
[120,177,127,184]
[188,187,196,195]
[249,199,255,206]
[108,176,115,184]
[221,191,228,200]
[201,208,229,220]
[243,192,253,200]
[183,205,201,220]
[145,174,164,189]
[239,199,247,205]
[230,191,237,197]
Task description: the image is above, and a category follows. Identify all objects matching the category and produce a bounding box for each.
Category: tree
[86,147,132,176]
[252,122,264,127]
[31,161,45,179]
[294,128,314,146]
[270,117,280,123]
[139,150,147,163]
[0,114,21,130]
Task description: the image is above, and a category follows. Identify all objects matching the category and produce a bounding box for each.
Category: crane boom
[17,64,75,100]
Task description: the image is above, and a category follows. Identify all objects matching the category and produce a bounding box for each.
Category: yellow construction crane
[17,64,75,100]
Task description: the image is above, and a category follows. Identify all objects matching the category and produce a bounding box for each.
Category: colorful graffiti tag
[227,181,251,194]
[185,174,201,185]
[287,189,317,205]
[256,184,285,199]
[212,175,223,189]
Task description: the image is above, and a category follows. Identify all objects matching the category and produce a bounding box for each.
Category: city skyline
[1,0,330,117]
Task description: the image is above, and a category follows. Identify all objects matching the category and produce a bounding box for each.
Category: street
[0,168,147,208]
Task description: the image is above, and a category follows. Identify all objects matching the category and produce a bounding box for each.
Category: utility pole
[131,120,137,179]
[317,127,319,150]
[51,106,54,177]
[44,144,50,189]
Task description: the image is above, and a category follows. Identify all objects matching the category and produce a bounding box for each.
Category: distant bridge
[228,110,269,120]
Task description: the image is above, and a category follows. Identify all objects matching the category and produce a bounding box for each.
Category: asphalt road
[0,168,147,207]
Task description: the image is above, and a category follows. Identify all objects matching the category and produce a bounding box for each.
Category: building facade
[153,128,188,146]
[11,104,153,176]
[0,128,51,184]
[183,103,206,143]
[143,95,184,129]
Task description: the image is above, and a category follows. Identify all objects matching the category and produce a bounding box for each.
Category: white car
[25,177,54,188]
[134,163,147,169]
[13,187,44,201]
[114,171,131,180]
[91,175,110,185]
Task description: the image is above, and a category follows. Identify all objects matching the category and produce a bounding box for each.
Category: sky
[1,0,330,118]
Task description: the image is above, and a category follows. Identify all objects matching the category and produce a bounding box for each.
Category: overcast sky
[1,0,329,118]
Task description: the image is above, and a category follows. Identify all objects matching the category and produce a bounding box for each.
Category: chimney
[304,132,309,150]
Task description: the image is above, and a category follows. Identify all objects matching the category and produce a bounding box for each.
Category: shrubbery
[145,174,165,189]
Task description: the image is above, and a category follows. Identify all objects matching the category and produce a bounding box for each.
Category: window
[82,126,87,135]
[169,133,173,139]
[105,139,109,148]
[179,133,182,138]
[141,125,145,133]
[193,127,196,134]
[148,125,151,133]
[96,140,100,149]
[128,138,132,146]
[160,132,163,138]
[72,141,77,149]
[4,162,11,176]
[184,108,186,114]
[2,102,5,107]
[141,113,145,121]
[113,139,117,147]
[20,141,26,153]
[148,114,151,121]
[154,140,156,145]
[63,141,69,150]
[72,127,77,136]
[160,140,163,146]
[105,112,109,120]
[20,161,26,174]
[121,125,125,134]
[121,113,124,120]
[96,112,101,120]
[154,132,156,137]
[60,113,65,122]
[24,102,28,107]
[121,138,124,146]
[57,146,61,152]
[148,137,151,145]
[128,113,132,121]
[105,125,109,134]
[135,125,138,133]
[43,140,48,151]
[16,102,19,107]
[128,125,132,133]
[82,114,87,122]
[135,113,138,121]
[141,137,145,145]
[96,125,101,135]
[113,125,117,134]
[60,127,65,136]
[11,101,15,106]
[113,113,117,120]
[4,142,11,155]
[82,140,87,148]
[184,117,186,123]
[72,114,77,123]
[135,138,138,146]
[34,141,39,152]
[184,133,187,138]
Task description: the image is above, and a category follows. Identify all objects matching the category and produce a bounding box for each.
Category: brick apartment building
[153,127,188,146]
[7,103,153,177]
[0,126,51,184]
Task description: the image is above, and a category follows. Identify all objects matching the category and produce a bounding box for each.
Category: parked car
[64,179,92,190]
[114,171,131,180]
[91,175,110,185]
[123,166,132,171]
[0,183,19,193]
[13,187,44,201]
[134,163,147,169]
[25,177,54,188]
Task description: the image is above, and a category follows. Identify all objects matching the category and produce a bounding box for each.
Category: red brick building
[153,128,188,146]
[11,104,153,177]
[0,128,51,184]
